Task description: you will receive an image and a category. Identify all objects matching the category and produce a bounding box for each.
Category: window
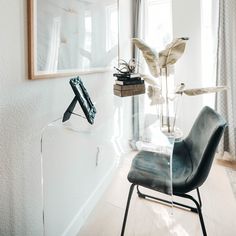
[143,0,173,52]
[142,0,173,115]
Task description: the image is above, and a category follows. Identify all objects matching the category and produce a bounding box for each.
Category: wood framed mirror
[27,0,119,79]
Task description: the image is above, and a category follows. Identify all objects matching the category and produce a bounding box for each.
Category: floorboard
[78,152,236,236]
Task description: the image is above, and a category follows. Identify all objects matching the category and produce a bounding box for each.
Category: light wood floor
[78,152,236,236]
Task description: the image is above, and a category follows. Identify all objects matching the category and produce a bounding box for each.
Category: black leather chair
[121,106,227,236]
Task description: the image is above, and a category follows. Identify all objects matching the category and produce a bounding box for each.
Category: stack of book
[113,73,145,97]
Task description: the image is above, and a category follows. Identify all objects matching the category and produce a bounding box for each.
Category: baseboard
[62,159,118,236]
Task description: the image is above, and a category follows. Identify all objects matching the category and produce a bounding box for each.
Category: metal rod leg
[136,186,207,235]
[137,185,198,213]
[198,207,207,236]
[179,194,207,236]
[137,185,146,198]
[196,188,202,208]
[121,184,135,236]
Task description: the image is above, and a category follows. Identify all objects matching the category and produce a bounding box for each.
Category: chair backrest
[184,106,227,190]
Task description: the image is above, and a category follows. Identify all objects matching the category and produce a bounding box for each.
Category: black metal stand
[62,97,77,122]
[62,97,87,122]
[121,185,207,236]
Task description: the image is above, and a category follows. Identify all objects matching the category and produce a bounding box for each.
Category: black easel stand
[62,97,78,122]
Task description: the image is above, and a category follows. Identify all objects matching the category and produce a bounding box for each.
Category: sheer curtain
[216,0,236,160]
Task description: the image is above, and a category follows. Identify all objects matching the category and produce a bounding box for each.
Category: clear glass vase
[159,68,183,140]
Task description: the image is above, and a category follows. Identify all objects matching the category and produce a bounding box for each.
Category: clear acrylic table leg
[40,116,121,236]
[135,117,175,233]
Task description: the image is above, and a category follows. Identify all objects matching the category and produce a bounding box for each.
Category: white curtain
[216,0,236,160]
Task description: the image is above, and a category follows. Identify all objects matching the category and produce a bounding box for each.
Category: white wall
[0,0,131,235]
[172,0,203,135]
[119,0,132,61]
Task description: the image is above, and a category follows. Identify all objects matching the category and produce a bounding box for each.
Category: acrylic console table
[40,96,175,236]
[40,112,121,236]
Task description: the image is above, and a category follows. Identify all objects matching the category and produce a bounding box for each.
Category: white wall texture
[0,0,132,235]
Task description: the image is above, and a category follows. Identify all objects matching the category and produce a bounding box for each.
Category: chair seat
[128,144,193,194]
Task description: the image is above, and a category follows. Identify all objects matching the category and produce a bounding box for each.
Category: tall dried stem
[165,67,170,132]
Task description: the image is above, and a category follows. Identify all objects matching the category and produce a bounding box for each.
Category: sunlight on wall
[201,0,218,107]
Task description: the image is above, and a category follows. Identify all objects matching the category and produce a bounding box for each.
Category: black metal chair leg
[178,193,207,236]
[197,205,207,236]
[196,188,202,208]
[137,186,207,235]
[137,185,198,213]
[121,184,135,236]
[137,185,145,198]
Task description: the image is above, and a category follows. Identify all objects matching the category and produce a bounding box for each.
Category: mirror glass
[28,0,119,79]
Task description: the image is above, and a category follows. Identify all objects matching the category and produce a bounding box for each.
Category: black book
[116,77,142,82]
[113,73,141,79]
[115,79,144,85]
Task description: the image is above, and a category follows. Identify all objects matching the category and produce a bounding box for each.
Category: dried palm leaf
[147,85,165,105]
[178,86,227,96]
[159,38,188,68]
[132,38,160,77]
[140,74,158,85]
